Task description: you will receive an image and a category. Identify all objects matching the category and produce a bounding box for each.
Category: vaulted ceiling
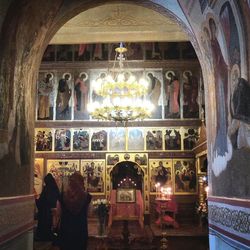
[50,3,188,44]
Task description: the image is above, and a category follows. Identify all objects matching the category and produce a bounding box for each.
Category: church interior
[0,1,250,250]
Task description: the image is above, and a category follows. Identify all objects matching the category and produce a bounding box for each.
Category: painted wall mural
[55,129,71,151]
[36,63,203,121]
[81,160,105,194]
[73,129,89,151]
[164,71,180,119]
[128,128,144,151]
[146,129,163,150]
[34,126,199,152]
[183,128,199,150]
[109,128,126,151]
[74,72,90,120]
[37,72,55,120]
[91,129,107,151]
[149,159,172,193]
[47,159,80,191]
[164,128,181,150]
[35,128,53,151]
[173,159,197,194]
[208,18,232,176]
[56,73,73,120]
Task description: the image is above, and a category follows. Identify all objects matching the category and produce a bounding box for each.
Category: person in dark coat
[35,173,60,241]
[57,172,92,250]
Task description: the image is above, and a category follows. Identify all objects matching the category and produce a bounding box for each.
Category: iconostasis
[35,155,197,213]
[35,42,203,214]
[36,68,202,121]
[35,127,199,152]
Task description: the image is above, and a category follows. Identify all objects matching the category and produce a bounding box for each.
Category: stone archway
[0,0,199,196]
[0,1,249,249]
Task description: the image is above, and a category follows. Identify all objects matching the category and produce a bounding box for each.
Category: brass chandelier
[87,43,154,124]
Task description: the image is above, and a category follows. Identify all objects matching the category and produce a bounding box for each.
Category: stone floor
[34,219,209,250]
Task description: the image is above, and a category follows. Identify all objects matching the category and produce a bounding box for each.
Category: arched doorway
[110,161,144,191]
[0,1,249,250]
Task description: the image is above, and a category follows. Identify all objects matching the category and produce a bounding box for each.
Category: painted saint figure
[209,19,229,158]
[38,73,53,119]
[155,161,170,186]
[165,71,180,118]
[183,71,199,118]
[147,72,162,118]
[74,72,89,118]
[56,73,72,119]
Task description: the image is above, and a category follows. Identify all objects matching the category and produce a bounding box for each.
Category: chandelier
[87,43,154,124]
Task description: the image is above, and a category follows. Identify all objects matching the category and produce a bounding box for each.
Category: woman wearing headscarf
[57,172,92,250]
[35,173,60,241]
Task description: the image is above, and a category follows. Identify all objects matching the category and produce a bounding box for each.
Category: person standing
[56,172,92,250]
[35,173,60,241]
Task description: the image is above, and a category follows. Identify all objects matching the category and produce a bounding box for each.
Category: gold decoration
[87,43,154,125]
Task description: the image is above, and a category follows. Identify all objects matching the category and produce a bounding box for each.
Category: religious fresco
[127,128,144,151]
[220,2,240,68]
[208,18,231,176]
[34,126,201,152]
[91,129,107,151]
[164,128,181,150]
[146,71,163,119]
[149,159,172,193]
[146,129,163,150]
[74,44,91,61]
[47,159,80,191]
[127,43,143,60]
[36,68,203,121]
[107,154,120,165]
[106,153,148,166]
[92,43,109,61]
[56,45,73,61]
[73,71,90,120]
[199,0,208,13]
[34,158,44,195]
[164,71,180,119]
[230,78,250,149]
[42,42,198,63]
[81,160,105,194]
[173,159,197,194]
[134,153,148,166]
[54,129,71,151]
[72,129,89,151]
[108,128,126,151]
[35,128,53,151]
[89,71,107,105]
[145,42,162,60]
[109,43,143,60]
[183,128,199,150]
[56,72,73,120]
[42,45,56,61]
[37,72,55,120]
[183,71,199,118]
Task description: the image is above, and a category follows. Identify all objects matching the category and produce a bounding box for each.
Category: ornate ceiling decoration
[51,3,188,44]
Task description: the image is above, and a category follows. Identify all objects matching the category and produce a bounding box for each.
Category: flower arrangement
[92,199,110,223]
[92,199,110,236]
